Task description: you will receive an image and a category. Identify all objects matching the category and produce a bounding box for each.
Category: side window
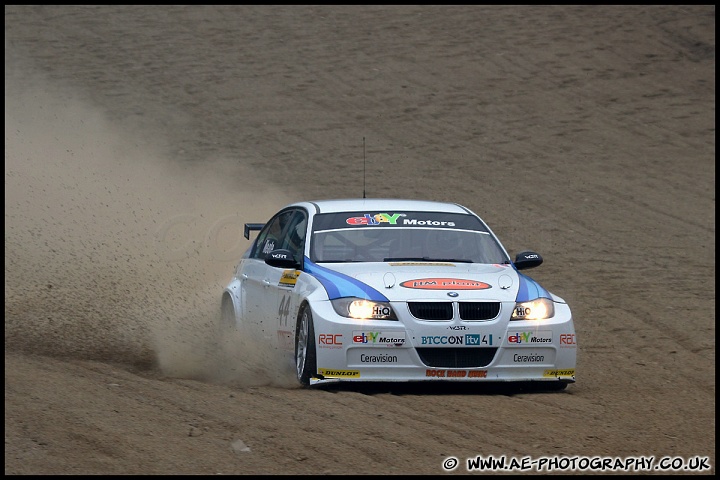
[251,210,293,260]
[279,210,308,263]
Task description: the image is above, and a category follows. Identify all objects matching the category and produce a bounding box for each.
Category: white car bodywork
[222,199,576,388]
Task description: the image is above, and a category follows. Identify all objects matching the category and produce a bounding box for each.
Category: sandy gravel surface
[5,5,715,475]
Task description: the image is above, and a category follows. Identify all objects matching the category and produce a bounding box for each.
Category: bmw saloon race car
[221,198,576,389]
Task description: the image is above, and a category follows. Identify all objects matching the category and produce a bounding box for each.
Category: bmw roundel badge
[447,292,459,297]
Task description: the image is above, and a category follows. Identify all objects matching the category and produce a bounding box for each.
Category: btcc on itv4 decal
[221,198,576,389]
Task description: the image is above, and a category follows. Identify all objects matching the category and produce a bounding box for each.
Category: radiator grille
[408,302,453,320]
[407,301,501,320]
[458,302,500,320]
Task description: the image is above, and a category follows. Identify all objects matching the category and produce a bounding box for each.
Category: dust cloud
[4,81,297,388]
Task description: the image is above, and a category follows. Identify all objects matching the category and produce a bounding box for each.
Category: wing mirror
[514,251,543,270]
[265,249,301,269]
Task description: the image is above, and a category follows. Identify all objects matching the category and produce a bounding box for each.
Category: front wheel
[295,305,317,386]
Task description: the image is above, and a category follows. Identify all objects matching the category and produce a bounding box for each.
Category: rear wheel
[295,305,317,386]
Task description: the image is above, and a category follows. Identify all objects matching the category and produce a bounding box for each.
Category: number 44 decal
[278,294,291,326]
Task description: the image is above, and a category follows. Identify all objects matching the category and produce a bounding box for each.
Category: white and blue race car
[222,198,576,389]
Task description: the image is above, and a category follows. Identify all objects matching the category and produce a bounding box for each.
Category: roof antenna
[362,136,366,199]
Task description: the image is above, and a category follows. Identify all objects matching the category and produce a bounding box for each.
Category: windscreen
[310,211,510,264]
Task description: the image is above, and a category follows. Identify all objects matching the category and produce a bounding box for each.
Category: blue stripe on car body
[303,258,389,301]
[515,272,551,302]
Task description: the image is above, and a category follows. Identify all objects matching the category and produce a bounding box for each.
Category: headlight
[331,297,398,320]
[511,297,555,320]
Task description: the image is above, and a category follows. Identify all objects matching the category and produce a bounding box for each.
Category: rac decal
[400,278,492,290]
[560,333,577,347]
[318,333,343,349]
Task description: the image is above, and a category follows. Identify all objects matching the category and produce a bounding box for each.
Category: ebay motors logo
[507,331,553,344]
[353,331,406,346]
[346,213,406,225]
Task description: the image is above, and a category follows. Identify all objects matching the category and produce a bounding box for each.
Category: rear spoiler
[244,223,265,239]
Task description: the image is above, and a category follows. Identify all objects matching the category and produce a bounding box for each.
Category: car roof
[289,198,473,215]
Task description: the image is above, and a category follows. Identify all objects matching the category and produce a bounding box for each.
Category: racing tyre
[295,305,317,386]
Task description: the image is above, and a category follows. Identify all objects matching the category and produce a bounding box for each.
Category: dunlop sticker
[318,368,360,378]
[543,369,575,378]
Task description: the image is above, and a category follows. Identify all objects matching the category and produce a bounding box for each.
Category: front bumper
[309,299,577,385]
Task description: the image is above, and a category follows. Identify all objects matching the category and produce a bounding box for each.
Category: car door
[241,210,294,335]
[270,210,308,350]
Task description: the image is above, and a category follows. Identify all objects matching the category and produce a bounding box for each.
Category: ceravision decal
[512,353,545,363]
[359,353,398,363]
[318,368,360,378]
[279,269,300,287]
[400,278,492,290]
